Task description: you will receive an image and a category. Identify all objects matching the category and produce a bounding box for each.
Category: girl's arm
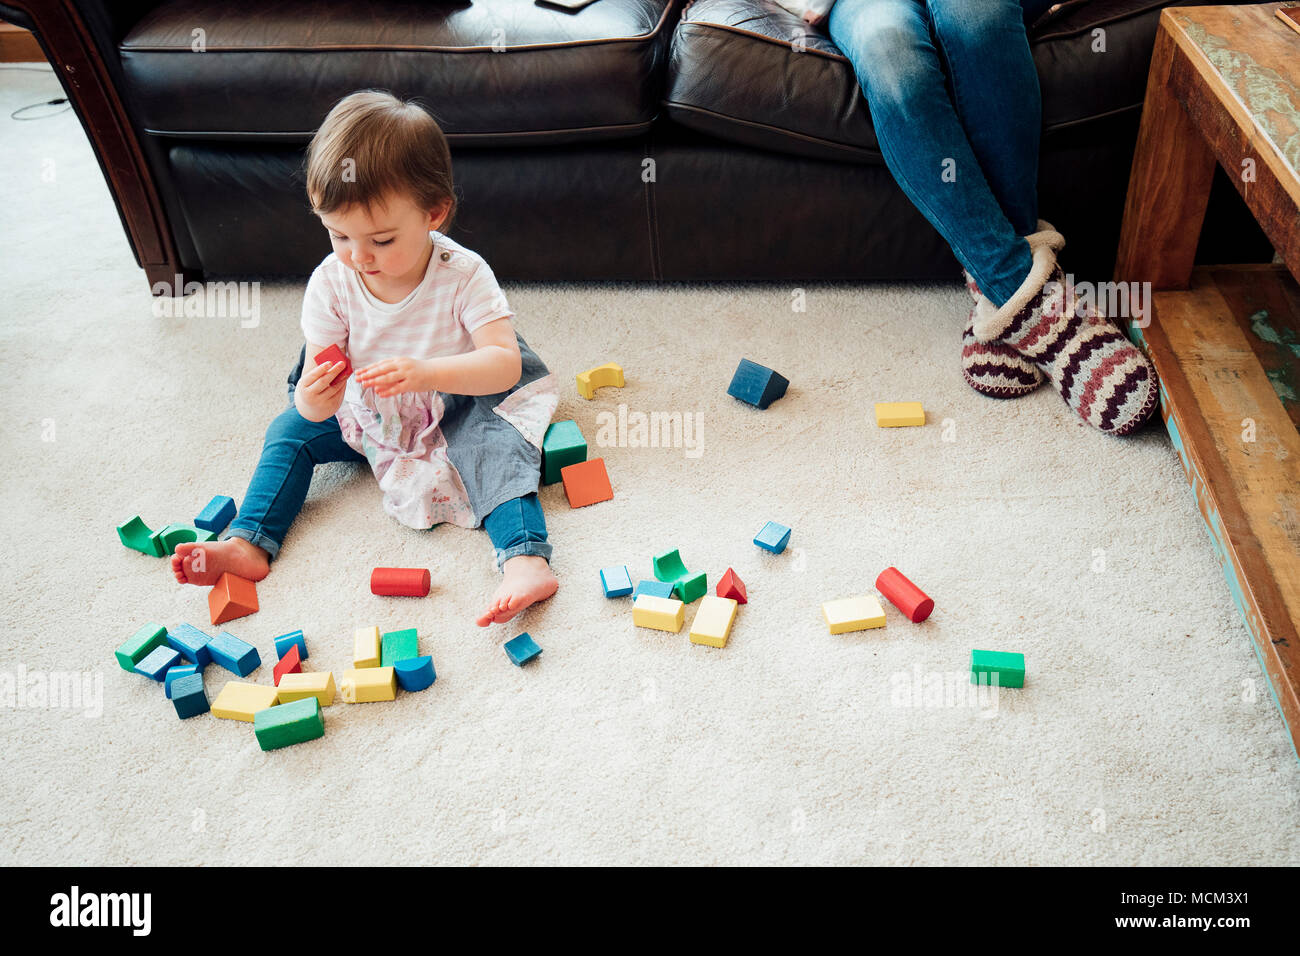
[355,317,523,398]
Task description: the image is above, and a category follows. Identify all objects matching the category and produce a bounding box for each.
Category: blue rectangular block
[166,622,213,668]
[194,495,237,533]
[171,672,209,719]
[273,629,308,661]
[633,579,676,601]
[727,358,789,409]
[164,663,200,699]
[504,632,542,667]
[599,565,633,598]
[754,520,792,554]
[135,646,181,681]
[207,631,261,676]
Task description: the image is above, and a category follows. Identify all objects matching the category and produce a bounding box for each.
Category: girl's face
[317,191,450,291]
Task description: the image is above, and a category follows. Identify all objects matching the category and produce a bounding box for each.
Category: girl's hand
[355,357,436,398]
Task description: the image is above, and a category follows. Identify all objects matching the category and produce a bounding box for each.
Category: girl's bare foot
[171,538,270,587]
[476,555,558,627]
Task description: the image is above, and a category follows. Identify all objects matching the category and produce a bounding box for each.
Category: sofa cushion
[120,0,680,145]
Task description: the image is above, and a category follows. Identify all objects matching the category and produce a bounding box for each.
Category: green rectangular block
[381,627,419,667]
[542,420,587,485]
[115,623,169,671]
[253,697,324,751]
[673,572,708,604]
[970,649,1025,688]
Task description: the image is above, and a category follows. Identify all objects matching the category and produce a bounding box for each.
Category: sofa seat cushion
[120,0,680,145]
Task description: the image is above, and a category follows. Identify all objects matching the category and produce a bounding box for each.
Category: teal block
[274,630,308,661]
[253,697,324,751]
[394,655,436,692]
[164,663,200,699]
[116,516,165,556]
[504,633,542,666]
[135,646,181,682]
[171,673,209,719]
[600,565,633,598]
[754,520,791,554]
[115,623,168,671]
[633,579,675,601]
[970,649,1025,688]
[381,628,419,666]
[542,420,587,485]
[194,495,237,533]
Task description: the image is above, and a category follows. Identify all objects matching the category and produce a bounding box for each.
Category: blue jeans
[220,400,551,569]
[828,0,1056,307]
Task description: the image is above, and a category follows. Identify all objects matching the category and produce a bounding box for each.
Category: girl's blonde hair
[305,89,456,230]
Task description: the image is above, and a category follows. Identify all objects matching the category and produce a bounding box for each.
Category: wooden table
[1115,3,1300,759]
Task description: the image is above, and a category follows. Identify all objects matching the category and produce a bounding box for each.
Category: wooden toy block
[394,655,436,692]
[822,595,887,634]
[275,671,337,707]
[273,643,302,685]
[970,649,1025,688]
[314,343,353,387]
[600,565,633,598]
[254,697,325,751]
[689,595,739,648]
[542,420,587,485]
[381,627,419,666]
[211,681,279,721]
[206,630,261,677]
[166,622,213,668]
[274,630,308,661]
[156,523,218,556]
[753,520,791,554]
[116,516,164,556]
[164,663,200,699]
[115,623,168,671]
[208,571,258,626]
[340,667,397,703]
[560,457,613,508]
[874,402,925,427]
[503,632,542,666]
[370,567,431,597]
[194,495,237,533]
[170,673,210,719]
[716,567,748,604]
[633,579,676,601]
[875,566,934,623]
[727,358,789,409]
[576,361,625,400]
[632,594,685,632]
[353,626,381,668]
[135,646,182,682]
[652,549,707,603]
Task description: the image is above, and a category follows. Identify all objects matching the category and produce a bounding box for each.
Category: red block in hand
[370,567,431,597]
[314,343,353,387]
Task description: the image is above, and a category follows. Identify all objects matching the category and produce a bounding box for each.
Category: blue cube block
[599,565,634,598]
[727,358,789,410]
[207,631,261,676]
[194,495,237,533]
[394,655,436,692]
[171,672,209,719]
[164,663,200,699]
[504,632,542,667]
[135,646,181,682]
[273,629,308,661]
[633,579,676,601]
[754,520,792,554]
[166,622,213,668]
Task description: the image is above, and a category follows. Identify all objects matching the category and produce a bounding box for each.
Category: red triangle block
[717,567,747,604]
[560,457,613,508]
[273,642,302,686]
[209,571,259,626]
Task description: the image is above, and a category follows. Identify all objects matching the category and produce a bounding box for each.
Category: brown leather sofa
[3,0,1273,291]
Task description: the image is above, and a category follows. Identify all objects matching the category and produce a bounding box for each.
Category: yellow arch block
[576,362,625,400]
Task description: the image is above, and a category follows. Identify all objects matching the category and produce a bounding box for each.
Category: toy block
[273,643,302,685]
[208,571,258,626]
[503,632,542,666]
[156,523,218,556]
[633,594,685,632]
[207,630,261,677]
[727,358,789,409]
[170,673,209,719]
[340,667,397,703]
[600,565,633,598]
[874,402,925,427]
[115,623,168,671]
[542,420,587,485]
[875,566,934,623]
[135,646,182,682]
[116,516,164,556]
[394,655,436,692]
[211,681,279,721]
[370,567,431,597]
[689,595,739,648]
[754,521,791,554]
[381,627,419,667]
[274,630,308,661]
[576,362,625,400]
[166,622,213,668]
[353,626,381,668]
[716,567,748,604]
[970,649,1025,688]
[633,579,676,601]
[314,343,352,387]
[822,595,887,634]
[254,697,325,751]
[652,548,707,603]
[560,457,613,508]
[276,671,336,707]
[194,495,238,533]
[164,663,200,699]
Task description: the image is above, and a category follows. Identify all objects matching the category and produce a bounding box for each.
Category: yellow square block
[874,402,925,427]
[340,667,396,703]
[353,625,381,668]
[276,671,336,707]
[632,594,685,632]
[822,595,887,634]
[211,681,280,721]
[689,595,738,648]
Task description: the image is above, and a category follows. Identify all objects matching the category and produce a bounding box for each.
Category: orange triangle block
[209,571,259,626]
[560,457,613,508]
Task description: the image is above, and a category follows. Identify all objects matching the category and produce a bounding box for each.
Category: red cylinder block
[875,566,933,623]
[370,567,431,597]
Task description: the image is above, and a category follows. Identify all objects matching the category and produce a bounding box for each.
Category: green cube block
[381,627,419,666]
[542,420,587,485]
[673,572,708,604]
[253,697,325,751]
[970,649,1025,688]
[115,623,169,671]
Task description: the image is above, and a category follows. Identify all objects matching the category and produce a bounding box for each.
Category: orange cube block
[209,571,259,626]
[560,457,613,508]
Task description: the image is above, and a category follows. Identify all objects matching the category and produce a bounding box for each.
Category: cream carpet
[3,64,1298,866]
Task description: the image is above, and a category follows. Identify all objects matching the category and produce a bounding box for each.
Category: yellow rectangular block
[353,625,381,668]
[822,595,887,634]
[340,667,396,703]
[689,595,738,648]
[275,671,336,707]
[632,594,685,632]
[211,681,280,721]
[874,402,925,427]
